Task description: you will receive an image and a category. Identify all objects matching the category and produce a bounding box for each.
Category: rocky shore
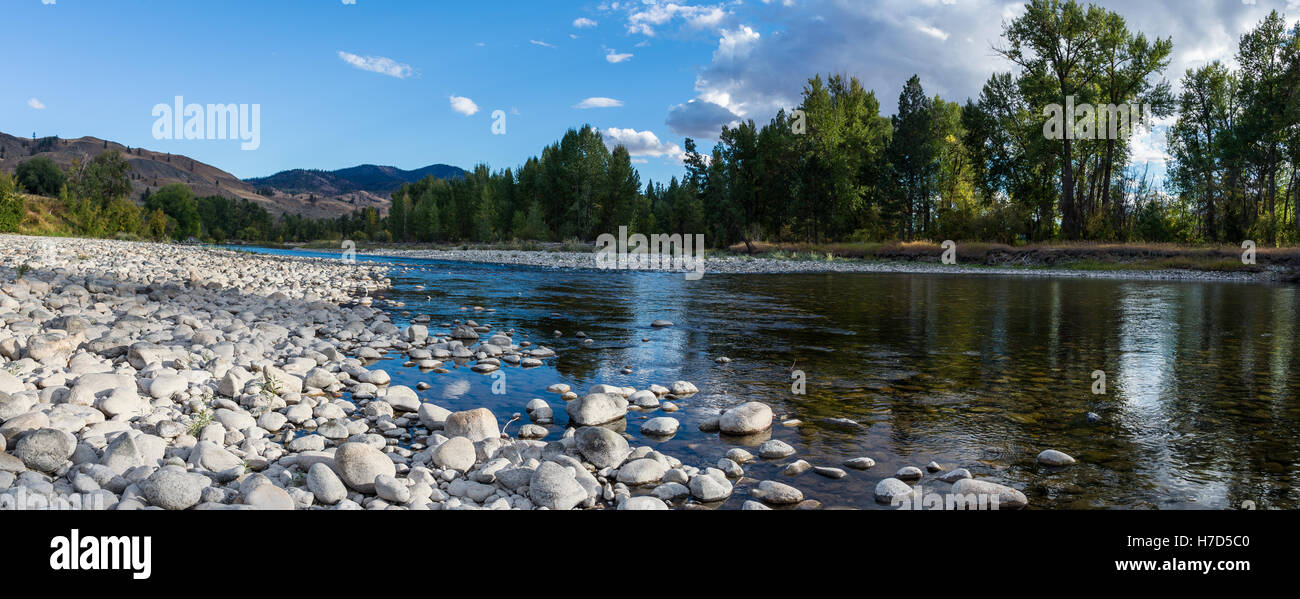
[4,234,1014,511]
[366,247,1283,283]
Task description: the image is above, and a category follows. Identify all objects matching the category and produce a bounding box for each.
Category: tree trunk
[1062,136,1077,239]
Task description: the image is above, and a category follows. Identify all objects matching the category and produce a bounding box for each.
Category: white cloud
[530,39,556,48]
[914,20,949,41]
[605,48,634,63]
[27,98,45,110]
[337,51,413,78]
[603,127,686,162]
[449,95,480,116]
[621,1,731,36]
[574,97,625,109]
[664,24,763,139]
[573,17,598,28]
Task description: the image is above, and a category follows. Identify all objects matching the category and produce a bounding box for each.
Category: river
[234,245,1300,510]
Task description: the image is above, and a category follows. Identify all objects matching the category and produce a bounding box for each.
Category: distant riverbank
[264,240,1293,283]
[256,242,1289,281]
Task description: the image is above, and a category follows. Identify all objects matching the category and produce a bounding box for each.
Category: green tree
[14,157,65,197]
[145,184,201,239]
[998,0,1107,239]
[888,75,938,240]
[69,150,133,207]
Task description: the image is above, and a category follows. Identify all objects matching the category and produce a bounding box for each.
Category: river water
[237,246,1300,510]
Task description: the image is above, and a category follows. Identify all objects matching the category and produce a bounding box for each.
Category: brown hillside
[0,132,388,219]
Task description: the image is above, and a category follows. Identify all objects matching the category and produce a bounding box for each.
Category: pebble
[757,439,795,459]
[936,468,972,483]
[952,478,1029,509]
[641,417,680,436]
[874,478,915,503]
[752,480,803,505]
[813,466,847,479]
[844,457,876,470]
[895,466,924,481]
[719,402,773,434]
[775,459,810,477]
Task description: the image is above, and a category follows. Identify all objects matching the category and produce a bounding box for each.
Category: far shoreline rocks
[0,234,1042,511]
[326,246,1286,283]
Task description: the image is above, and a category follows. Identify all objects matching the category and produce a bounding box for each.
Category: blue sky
[3,0,1293,187]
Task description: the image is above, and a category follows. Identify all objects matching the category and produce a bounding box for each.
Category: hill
[0,132,465,219]
[248,164,465,195]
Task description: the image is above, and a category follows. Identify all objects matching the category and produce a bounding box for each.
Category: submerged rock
[1037,449,1077,467]
[844,457,876,470]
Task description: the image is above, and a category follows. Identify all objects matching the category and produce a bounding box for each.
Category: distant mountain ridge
[246,164,466,196]
[0,130,466,219]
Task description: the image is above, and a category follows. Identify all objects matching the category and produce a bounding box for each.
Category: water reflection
[234,246,1300,510]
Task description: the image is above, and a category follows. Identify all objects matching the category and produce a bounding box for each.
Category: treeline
[1168,10,1300,245]
[351,1,1300,247]
[384,128,641,243]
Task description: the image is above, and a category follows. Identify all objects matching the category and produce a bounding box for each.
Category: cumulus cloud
[449,95,480,116]
[574,97,624,109]
[337,51,414,78]
[619,1,731,36]
[27,98,45,110]
[603,127,686,161]
[573,17,598,28]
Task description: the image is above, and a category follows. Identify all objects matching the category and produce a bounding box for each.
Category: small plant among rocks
[256,371,283,399]
[188,407,213,437]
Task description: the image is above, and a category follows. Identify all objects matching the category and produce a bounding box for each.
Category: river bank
[4,234,969,510]
[359,245,1287,283]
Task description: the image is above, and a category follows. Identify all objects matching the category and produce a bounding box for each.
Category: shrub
[0,174,25,233]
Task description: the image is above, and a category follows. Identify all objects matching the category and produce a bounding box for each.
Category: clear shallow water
[236,246,1300,510]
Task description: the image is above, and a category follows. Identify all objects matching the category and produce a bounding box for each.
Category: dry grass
[18,193,75,237]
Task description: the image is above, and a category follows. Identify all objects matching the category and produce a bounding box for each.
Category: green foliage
[69,150,132,207]
[0,174,24,232]
[145,184,201,240]
[15,157,66,197]
[188,407,213,437]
